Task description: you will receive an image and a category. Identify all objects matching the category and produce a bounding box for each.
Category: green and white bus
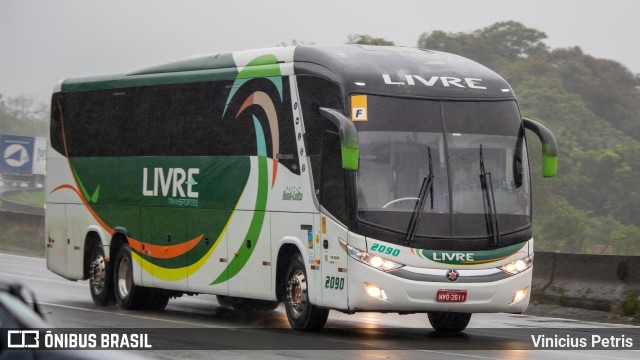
[46,45,557,332]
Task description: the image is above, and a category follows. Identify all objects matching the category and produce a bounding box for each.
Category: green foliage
[418,21,548,67]
[0,94,48,137]
[347,34,395,46]
[622,289,640,316]
[418,22,640,255]
[550,47,640,140]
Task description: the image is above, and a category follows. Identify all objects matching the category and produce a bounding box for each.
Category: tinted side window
[297,75,349,223]
[58,77,299,168]
[62,89,134,157]
[320,131,349,224]
[50,93,65,155]
[220,77,299,173]
[135,82,220,156]
[297,75,343,196]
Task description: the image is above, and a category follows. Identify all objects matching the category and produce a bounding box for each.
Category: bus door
[317,214,349,309]
[316,130,349,309]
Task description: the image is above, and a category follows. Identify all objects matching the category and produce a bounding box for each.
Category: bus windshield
[354,96,530,239]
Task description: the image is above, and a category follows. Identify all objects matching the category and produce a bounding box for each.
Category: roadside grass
[3,189,45,208]
[0,211,44,256]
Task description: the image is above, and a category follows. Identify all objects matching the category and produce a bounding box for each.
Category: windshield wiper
[479,145,500,247]
[404,147,434,245]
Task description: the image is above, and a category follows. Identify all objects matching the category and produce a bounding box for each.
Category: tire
[428,312,472,333]
[284,255,329,331]
[140,288,170,311]
[113,243,146,310]
[88,244,114,306]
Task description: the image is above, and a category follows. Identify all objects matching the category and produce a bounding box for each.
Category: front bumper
[347,256,531,313]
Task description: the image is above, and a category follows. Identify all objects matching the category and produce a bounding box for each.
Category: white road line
[416,350,497,359]
[0,252,46,260]
[39,301,224,328]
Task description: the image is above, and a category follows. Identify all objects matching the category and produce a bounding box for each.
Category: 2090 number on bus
[324,276,345,290]
[370,243,400,257]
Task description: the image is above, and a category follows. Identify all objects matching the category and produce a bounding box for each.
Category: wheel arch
[109,232,129,265]
[275,239,307,302]
[82,226,108,280]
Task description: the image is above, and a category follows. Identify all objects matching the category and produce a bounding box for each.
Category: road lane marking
[416,350,497,359]
[39,302,225,328]
[0,252,45,260]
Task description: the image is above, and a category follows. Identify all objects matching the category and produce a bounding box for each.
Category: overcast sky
[1,0,639,103]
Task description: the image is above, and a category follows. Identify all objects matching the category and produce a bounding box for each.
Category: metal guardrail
[532,252,640,313]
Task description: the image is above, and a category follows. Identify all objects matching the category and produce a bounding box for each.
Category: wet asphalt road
[0,252,638,359]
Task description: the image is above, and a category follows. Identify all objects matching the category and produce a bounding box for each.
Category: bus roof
[59,45,514,100]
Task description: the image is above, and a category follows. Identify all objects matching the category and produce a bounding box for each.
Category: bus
[46,45,557,332]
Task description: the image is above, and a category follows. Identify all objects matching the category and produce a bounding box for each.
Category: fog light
[364,283,388,301]
[512,288,528,304]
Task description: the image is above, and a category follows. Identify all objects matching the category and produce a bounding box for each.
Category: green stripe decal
[418,242,526,265]
[212,155,268,284]
[253,115,267,157]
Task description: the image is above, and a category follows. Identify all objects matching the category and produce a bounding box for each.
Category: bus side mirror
[319,107,359,171]
[523,117,558,177]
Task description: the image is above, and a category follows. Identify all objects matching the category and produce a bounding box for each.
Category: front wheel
[428,312,472,333]
[284,255,329,331]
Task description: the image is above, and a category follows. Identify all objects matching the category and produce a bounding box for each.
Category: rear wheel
[428,312,471,333]
[88,244,113,306]
[113,244,169,310]
[140,288,170,311]
[284,255,328,331]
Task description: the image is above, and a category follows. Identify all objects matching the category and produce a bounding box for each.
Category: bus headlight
[499,255,533,275]
[346,244,404,271]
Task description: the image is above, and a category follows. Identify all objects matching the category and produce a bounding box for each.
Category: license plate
[436,290,467,302]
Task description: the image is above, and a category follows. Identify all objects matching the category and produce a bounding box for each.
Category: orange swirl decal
[128,234,204,259]
[237,91,280,188]
[50,183,204,259]
[51,183,114,234]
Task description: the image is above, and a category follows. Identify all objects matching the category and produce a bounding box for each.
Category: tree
[477,21,549,60]
[418,21,549,67]
[346,34,395,46]
[0,94,48,137]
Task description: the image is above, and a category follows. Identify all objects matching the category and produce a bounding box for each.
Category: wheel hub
[89,254,106,293]
[117,256,132,298]
[286,269,308,319]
